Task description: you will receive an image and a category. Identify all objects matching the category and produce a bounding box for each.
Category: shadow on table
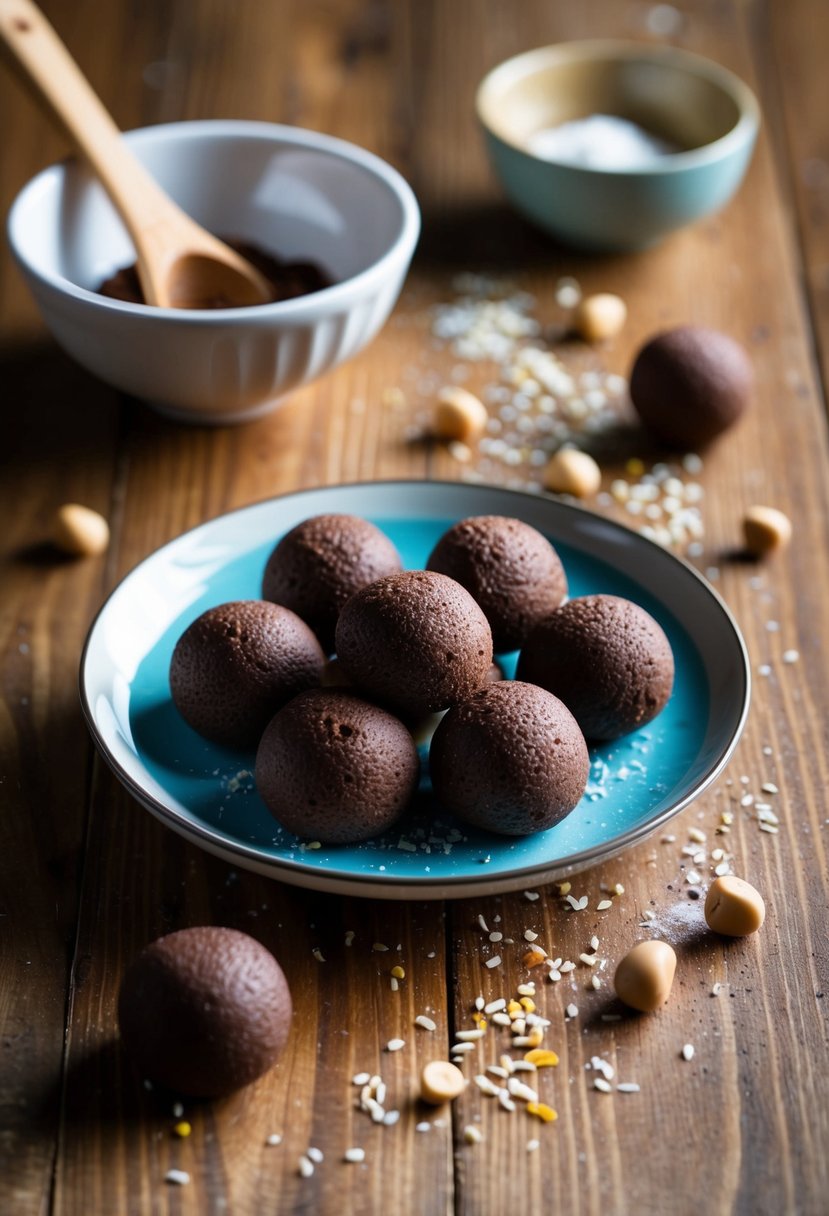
[415,200,636,272]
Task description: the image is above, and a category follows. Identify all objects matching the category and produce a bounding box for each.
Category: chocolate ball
[169,601,325,749]
[255,689,419,843]
[518,595,674,740]
[118,927,292,1098]
[262,514,402,652]
[429,681,589,836]
[335,570,493,718]
[426,515,568,651]
[629,326,753,449]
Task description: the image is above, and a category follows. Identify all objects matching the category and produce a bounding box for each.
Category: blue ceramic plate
[80,481,750,898]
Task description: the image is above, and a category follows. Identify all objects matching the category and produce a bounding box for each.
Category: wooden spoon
[0,0,273,308]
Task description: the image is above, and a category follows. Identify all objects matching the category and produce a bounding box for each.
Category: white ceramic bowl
[7,120,420,424]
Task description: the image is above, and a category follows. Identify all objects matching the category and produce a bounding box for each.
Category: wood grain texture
[0,1,827,1214]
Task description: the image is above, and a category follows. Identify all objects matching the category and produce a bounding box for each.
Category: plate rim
[79,478,751,898]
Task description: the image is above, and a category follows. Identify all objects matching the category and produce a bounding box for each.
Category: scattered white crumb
[464,1125,484,1144]
[307,1147,323,1164]
[266,1133,283,1147]
[616,1082,641,1094]
[344,1148,365,1163]
[386,1038,405,1052]
[524,890,540,901]
[782,650,799,664]
[682,1044,695,1061]
[485,955,502,969]
[298,1156,314,1178]
[527,1139,540,1153]
[165,1170,190,1186]
[415,1015,437,1031]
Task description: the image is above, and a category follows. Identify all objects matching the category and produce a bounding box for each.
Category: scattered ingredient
[433,385,489,442]
[421,1060,466,1105]
[614,939,677,1012]
[573,293,628,343]
[704,875,766,936]
[53,502,110,557]
[344,1148,366,1163]
[542,448,602,498]
[164,1170,191,1186]
[266,1133,283,1147]
[681,1043,696,1062]
[386,1038,406,1053]
[173,1121,192,1138]
[742,506,792,557]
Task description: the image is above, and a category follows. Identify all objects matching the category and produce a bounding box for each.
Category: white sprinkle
[524,930,539,942]
[597,899,613,911]
[415,1122,431,1133]
[298,1156,314,1178]
[524,891,540,901]
[165,1170,190,1186]
[511,1061,538,1073]
[390,977,399,992]
[266,1133,283,1147]
[590,935,600,950]
[352,1072,370,1086]
[566,1004,579,1018]
[373,943,390,952]
[498,1091,516,1112]
[591,975,602,990]
[492,1012,512,1026]
[682,1043,695,1061]
[464,1125,484,1144]
[452,1042,476,1054]
[386,1039,405,1052]
[415,1015,437,1032]
[688,827,706,843]
[741,793,755,808]
[383,1110,400,1126]
[475,995,485,1010]
[507,1077,539,1103]
[714,862,731,877]
[758,664,772,677]
[477,914,489,933]
[448,441,472,463]
[517,983,536,997]
[759,822,779,834]
[712,982,723,996]
[761,782,779,794]
[474,1074,502,1097]
[485,998,507,1014]
[456,1028,486,1041]
[593,1078,613,1093]
[307,1147,324,1164]
[172,1102,184,1119]
[559,960,576,973]
[527,1139,540,1153]
[487,1065,509,1079]
[579,953,598,967]
[485,955,502,969]
[344,1148,365,1163]
[374,1080,387,1106]
[783,650,799,664]
[344,930,355,947]
[489,931,503,943]
[616,1082,641,1094]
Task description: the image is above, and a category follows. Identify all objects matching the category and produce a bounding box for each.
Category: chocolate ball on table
[169,601,325,749]
[629,326,753,449]
[426,515,567,652]
[255,689,419,844]
[335,570,493,718]
[262,514,402,652]
[429,681,589,836]
[518,594,674,741]
[118,927,292,1098]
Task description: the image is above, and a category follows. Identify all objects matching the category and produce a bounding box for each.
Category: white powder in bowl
[528,114,680,169]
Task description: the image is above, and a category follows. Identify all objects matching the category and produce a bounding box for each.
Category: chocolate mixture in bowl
[98,237,332,307]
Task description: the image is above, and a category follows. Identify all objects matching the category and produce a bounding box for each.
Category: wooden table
[2,2,828,1213]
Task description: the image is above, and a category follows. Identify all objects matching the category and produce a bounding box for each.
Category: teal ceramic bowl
[476,41,760,252]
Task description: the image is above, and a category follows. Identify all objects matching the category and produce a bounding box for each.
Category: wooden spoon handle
[0,0,184,246]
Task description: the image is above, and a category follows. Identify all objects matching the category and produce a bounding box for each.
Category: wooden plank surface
[1,1,827,1214]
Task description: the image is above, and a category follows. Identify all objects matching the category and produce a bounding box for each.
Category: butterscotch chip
[53,503,110,556]
[573,293,627,343]
[742,506,792,557]
[543,449,602,498]
[432,386,488,442]
[420,1060,466,1104]
[704,875,765,936]
[614,940,677,1012]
